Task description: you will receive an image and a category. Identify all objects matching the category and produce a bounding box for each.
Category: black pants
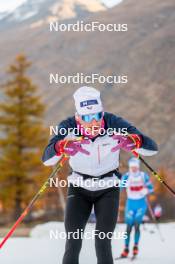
[62,184,120,264]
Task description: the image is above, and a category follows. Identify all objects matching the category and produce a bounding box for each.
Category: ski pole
[0,154,69,249]
[146,198,165,242]
[132,151,175,197]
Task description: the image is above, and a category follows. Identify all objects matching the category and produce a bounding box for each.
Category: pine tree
[0,55,50,220]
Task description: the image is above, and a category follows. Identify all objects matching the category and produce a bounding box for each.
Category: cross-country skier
[120,157,154,259]
[42,86,158,264]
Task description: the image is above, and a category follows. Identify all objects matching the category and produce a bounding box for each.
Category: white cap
[128,157,140,168]
[73,86,103,115]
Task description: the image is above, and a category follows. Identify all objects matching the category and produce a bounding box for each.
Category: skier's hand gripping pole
[111,133,175,196]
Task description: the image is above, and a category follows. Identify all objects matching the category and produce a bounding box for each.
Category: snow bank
[30,221,65,238]
[0,222,175,264]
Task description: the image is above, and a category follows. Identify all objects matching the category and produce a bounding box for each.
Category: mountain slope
[0,0,175,169]
[0,0,124,29]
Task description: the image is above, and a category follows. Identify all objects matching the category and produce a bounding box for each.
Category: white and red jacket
[122,171,154,200]
[42,112,158,191]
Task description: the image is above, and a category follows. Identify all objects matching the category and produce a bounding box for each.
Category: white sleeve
[43,155,62,166]
[136,148,158,156]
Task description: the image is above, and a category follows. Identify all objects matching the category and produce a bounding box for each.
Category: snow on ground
[0,222,175,264]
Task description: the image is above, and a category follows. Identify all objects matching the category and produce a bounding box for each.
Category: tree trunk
[13,190,22,220]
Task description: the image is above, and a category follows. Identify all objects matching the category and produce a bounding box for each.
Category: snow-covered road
[0,222,175,264]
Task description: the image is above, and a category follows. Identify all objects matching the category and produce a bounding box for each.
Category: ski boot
[120,247,129,258]
[133,244,139,256]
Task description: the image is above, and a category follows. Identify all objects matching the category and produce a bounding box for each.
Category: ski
[115,256,128,261]
[130,255,137,261]
[115,255,137,261]
[143,227,155,234]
